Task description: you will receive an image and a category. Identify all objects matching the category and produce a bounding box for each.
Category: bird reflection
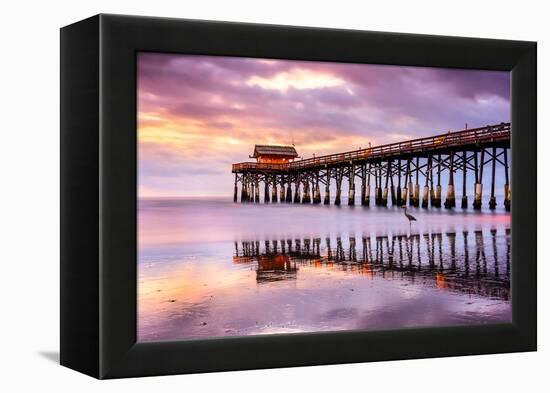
[234,228,510,300]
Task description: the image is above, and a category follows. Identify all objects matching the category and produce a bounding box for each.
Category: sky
[137,53,510,197]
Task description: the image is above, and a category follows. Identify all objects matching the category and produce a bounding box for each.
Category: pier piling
[489,147,497,209]
[444,152,455,208]
[422,156,431,208]
[286,180,293,203]
[396,159,402,207]
[348,164,355,206]
[314,173,321,204]
[324,170,330,205]
[461,151,468,208]
[231,123,510,210]
[503,148,510,211]
[272,176,278,203]
[233,174,238,202]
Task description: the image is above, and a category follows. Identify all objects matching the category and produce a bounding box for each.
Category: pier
[232,122,511,210]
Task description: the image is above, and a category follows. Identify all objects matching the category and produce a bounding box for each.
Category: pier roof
[251,145,298,158]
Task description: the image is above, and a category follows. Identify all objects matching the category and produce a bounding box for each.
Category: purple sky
[138,53,509,197]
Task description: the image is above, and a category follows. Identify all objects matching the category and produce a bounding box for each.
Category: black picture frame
[60,14,536,379]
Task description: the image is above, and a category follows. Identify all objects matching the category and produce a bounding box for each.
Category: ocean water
[138,197,511,342]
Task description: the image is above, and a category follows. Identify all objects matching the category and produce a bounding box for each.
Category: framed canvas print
[60,14,536,379]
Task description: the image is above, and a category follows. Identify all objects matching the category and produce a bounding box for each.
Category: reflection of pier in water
[233,229,510,300]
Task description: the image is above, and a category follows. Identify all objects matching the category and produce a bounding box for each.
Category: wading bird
[402,206,417,230]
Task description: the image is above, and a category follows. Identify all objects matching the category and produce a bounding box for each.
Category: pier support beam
[324,170,330,205]
[489,146,497,209]
[403,158,411,207]
[432,154,442,207]
[503,148,510,211]
[360,165,366,206]
[422,185,429,208]
[240,178,246,203]
[381,161,389,206]
[396,160,402,207]
[271,176,278,203]
[348,164,355,206]
[422,156,431,208]
[280,178,286,203]
[461,151,468,208]
[293,175,301,203]
[286,179,293,203]
[389,163,396,206]
[335,169,343,206]
[412,157,420,207]
[314,174,321,204]
[406,159,413,207]
[473,149,484,210]
[264,180,270,204]
[302,179,311,204]
[233,174,238,202]
[444,152,456,208]
[374,163,381,205]
[365,164,371,206]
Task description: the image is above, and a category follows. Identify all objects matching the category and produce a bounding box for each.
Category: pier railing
[232,122,510,172]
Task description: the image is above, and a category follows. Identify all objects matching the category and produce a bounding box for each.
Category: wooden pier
[232,122,511,210]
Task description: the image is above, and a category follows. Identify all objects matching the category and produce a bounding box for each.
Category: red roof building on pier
[250,145,298,164]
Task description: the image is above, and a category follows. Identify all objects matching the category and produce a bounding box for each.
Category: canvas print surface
[137,53,511,342]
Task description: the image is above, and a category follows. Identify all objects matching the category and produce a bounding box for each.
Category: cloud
[137,53,509,197]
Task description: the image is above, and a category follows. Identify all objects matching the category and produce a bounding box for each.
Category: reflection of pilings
[349,237,357,261]
[326,237,332,260]
[424,233,433,267]
[447,232,456,270]
[491,229,499,277]
[336,237,344,261]
[505,228,510,277]
[463,232,469,276]
[474,230,487,276]
[234,230,509,298]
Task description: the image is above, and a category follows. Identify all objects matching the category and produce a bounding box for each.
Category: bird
[401,206,417,231]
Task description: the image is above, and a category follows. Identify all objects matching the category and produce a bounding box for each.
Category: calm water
[138,198,511,342]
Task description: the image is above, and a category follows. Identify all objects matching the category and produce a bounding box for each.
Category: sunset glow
[137,53,509,197]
